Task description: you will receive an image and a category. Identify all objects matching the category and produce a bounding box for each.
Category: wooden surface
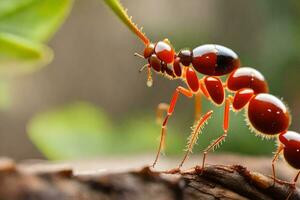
[0,155,300,200]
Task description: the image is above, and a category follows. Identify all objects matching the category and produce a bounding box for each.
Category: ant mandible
[104,0,300,196]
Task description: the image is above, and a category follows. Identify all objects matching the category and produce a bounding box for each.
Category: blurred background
[0,0,299,162]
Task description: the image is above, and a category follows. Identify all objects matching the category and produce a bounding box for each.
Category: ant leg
[153,103,169,159]
[152,86,193,168]
[178,110,213,169]
[199,79,210,98]
[272,144,284,185]
[293,171,300,186]
[156,103,169,124]
[146,66,153,87]
[201,97,231,170]
[134,52,144,59]
[194,92,202,122]
[286,170,300,200]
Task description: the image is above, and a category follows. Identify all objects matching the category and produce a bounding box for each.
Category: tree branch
[0,158,299,200]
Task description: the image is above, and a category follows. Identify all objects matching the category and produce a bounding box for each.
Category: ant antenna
[139,64,148,72]
[134,53,144,59]
[138,64,153,87]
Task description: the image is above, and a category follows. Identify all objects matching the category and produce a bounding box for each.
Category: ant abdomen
[279,131,300,169]
[191,44,240,76]
[227,67,269,94]
[247,93,291,136]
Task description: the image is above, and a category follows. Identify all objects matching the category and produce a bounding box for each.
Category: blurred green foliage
[28,102,113,159]
[0,0,73,76]
[28,102,185,160]
[0,0,72,112]
[28,101,276,160]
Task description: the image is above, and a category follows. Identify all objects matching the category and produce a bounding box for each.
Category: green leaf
[28,102,113,160]
[0,0,73,42]
[0,0,73,76]
[0,33,52,76]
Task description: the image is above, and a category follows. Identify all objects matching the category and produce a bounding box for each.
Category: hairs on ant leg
[104,1,300,196]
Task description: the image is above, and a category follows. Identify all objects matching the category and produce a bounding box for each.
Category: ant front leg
[152,86,193,168]
[272,144,284,185]
[201,97,231,170]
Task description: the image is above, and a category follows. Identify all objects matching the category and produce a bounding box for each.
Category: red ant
[104,1,300,198]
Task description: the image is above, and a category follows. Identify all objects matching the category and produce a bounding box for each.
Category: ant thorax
[138,39,242,87]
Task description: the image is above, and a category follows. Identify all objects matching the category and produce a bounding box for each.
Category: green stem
[103,0,150,45]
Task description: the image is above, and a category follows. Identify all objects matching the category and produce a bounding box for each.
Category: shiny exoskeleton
[144,40,240,85]
[142,39,300,194]
[106,2,300,197]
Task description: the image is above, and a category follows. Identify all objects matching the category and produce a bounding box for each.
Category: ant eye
[154,41,175,64]
[144,43,155,58]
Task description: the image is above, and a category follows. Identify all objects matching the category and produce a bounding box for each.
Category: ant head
[143,39,175,64]
[136,39,176,87]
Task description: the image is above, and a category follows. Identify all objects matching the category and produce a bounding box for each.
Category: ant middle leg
[178,110,213,169]
[152,86,193,168]
[201,97,231,170]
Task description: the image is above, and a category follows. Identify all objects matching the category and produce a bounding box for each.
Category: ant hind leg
[272,144,284,185]
[286,170,300,200]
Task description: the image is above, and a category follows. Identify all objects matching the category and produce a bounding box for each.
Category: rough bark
[0,158,299,200]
